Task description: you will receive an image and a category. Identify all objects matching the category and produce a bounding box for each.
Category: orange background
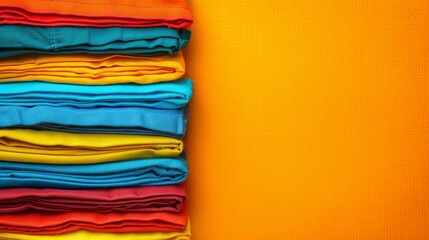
[183,0,429,239]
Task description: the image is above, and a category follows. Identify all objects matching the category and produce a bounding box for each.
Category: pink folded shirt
[0,0,193,28]
[0,186,186,213]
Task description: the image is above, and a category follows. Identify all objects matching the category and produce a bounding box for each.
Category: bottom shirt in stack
[0,223,190,240]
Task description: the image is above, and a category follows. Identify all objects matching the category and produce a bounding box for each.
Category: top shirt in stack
[0,0,193,239]
[0,0,193,28]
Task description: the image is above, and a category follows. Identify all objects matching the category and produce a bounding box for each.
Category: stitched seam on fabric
[1,167,160,175]
[3,107,183,116]
[47,28,55,49]
[53,28,57,50]
[37,0,191,10]
[5,107,183,116]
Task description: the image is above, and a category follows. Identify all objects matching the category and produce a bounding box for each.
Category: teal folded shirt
[0,25,190,58]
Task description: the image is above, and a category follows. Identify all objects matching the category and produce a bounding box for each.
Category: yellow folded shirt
[0,129,183,164]
[0,52,185,85]
[0,221,190,240]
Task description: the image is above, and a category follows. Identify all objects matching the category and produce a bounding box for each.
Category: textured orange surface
[183,0,429,239]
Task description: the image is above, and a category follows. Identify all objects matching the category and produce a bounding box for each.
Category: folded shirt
[0,106,188,138]
[0,129,183,164]
[0,0,193,28]
[0,186,186,213]
[0,25,190,58]
[0,53,185,85]
[0,79,193,109]
[0,205,188,234]
[0,157,188,189]
[0,221,191,240]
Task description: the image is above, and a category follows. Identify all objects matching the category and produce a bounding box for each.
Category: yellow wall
[183,1,429,239]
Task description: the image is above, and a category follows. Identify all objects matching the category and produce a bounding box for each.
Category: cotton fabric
[0,205,188,234]
[0,106,188,137]
[0,0,193,28]
[0,186,186,213]
[0,129,183,164]
[0,26,190,58]
[0,222,191,240]
[0,53,185,85]
[0,157,188,188]
[0,0,194,239]
[0,79,193,109]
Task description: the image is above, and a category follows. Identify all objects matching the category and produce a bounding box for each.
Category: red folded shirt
[0,0,193,28]
[0,204,188,234]
[0,186,186,213]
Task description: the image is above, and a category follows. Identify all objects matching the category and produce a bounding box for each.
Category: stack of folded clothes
[0,0,193,239]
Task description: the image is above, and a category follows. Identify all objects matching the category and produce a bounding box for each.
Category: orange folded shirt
[0,0,193,28]
[0,204,188,234]
[0,53,185,85]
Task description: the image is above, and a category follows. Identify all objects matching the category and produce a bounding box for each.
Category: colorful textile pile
[0,1,193,239]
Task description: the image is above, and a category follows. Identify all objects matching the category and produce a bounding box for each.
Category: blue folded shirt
[0,105,188,138]
[0,79,192,109]
[0,79,193,109]
[0,79,192,137]
[0,157,188,189]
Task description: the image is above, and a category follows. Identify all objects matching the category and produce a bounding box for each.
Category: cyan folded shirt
[0,106,188,138]
[0,157,188,189]
[0,79,193,109]
[0,25,190,58]
[0,79,192,137]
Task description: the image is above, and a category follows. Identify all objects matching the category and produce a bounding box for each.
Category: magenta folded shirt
[0,186,186,213]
